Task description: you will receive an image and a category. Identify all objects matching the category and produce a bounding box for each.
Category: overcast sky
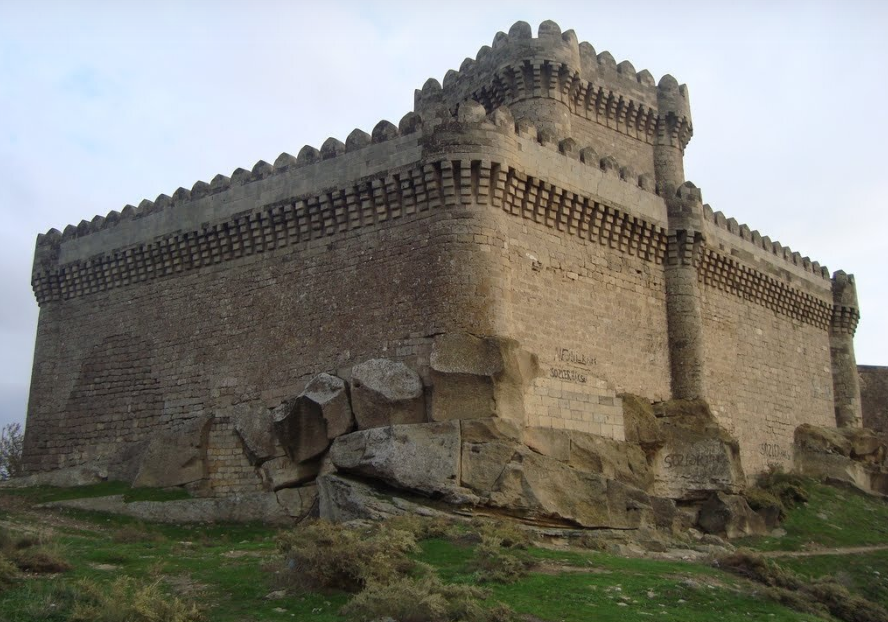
[1,0,886,431]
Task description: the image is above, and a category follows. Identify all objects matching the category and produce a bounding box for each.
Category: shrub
[470,542,533,584]
[0,528,71,574]
[387,514,458,540]
[0,422,24,480]
[340,574,515,622]
[0,554,20,592]
[719,551,888,622]
[69,577,204,622]
[277,520,419,592]
[469,518,532,549]
[744,487,786,521]
[757,467,809,507]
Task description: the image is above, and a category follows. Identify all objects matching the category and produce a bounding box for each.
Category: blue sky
[1,0,886,430]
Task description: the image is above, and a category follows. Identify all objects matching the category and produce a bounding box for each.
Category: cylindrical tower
[830,271,862,427]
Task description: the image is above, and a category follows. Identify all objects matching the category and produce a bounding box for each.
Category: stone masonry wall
[860,366,888,433]
[24,204,504,473]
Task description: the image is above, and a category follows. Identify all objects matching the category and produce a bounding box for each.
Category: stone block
[230,402,277,464]
[276,484,318,520]
[330,421,461,496]
[350,359,425,429]
[260,456,321,490]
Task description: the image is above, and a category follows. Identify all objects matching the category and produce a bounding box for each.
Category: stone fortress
[22,21,888,530]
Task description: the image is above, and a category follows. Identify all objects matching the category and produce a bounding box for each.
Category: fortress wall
[24,198,507,474]
[484,206,671,439]
[696,213,835,476]
[860,366,888,433]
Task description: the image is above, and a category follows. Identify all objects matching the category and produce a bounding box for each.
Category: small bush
[341,574,515,622]
[744,487,786,520]
[757,467,809,507]
[69,577,204,622]
[0,422,24,480]
[0,554,20,592]
[719,551,888,622]
[277,520,419,592]
[13,545,72,573]
[808,577,888,622]
[469,539,533,584]
[387,514,457,540]
[469,518,532,549]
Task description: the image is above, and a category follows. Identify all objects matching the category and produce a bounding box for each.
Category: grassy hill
[1,477,887,621]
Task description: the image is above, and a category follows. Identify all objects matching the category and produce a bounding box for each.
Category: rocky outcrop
[429,333,502,421]
[794,424,888,494]
[330,421,465,497]
[350,359,425,428]
[651,400,745,500]
[697,492,767,538]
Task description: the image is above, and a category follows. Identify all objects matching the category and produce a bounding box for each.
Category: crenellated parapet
[414,20,691,150]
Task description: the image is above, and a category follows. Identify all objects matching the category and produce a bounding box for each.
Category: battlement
[415,20,691,151]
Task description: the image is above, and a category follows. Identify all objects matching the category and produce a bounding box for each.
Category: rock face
[273,373,354,463]
[794,424,888,494]
[133,416,212,488]
[350,359,425,429]
[330,422,462,496]
[697,492,767,538]
[651,400,745,500]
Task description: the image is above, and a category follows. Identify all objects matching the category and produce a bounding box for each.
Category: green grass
[779,550,888,610]
[739,479,888,551]
[0,481,190,504]
[1,478,886,621]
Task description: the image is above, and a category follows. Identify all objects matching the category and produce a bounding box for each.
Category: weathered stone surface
[301,373,354,439]
[276,484,318,520]
[461,440,519,492]
[133,416,212,488]
[230,402,277,464]
[430,333,503,376]
[2,465,107,488]
[330,422,461,495]
[621,394,665,449]
[697,492,767,539]
[429,334,505,422]
[350,360,425,429]
[317,474,456,523]
[460,418,521,443]
[651,401,745,500]
[260,456,321,491]
[794,424,888,494]
[523,427,570,462]
[40,492,293,524]
[273,373,354,464]
[569,431,653,491]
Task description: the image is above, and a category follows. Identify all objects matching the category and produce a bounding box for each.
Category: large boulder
[273,373,354,463]
[697,492,767,539]
[276,484,318,521]
[350,360,425,429]
[133,416,212,488]
[329,421,462,496]
[316,474,456,523]
[651,400,745,500]
[794,424,888,494]
[230,402,278,464]
[260,456,321,491]
[620,394,665,451]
